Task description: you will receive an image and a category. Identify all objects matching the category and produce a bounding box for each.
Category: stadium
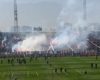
[0,0,100,80]
[0,29,99,80]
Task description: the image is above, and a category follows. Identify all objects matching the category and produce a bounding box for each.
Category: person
[11,58,14,66]
[1,59,3,64]
[49,64,52,67]
[95,63,97,69]
[18,59,22,64]
[46,61,49,64]
[64,68,67,72]
[22,58,26,64]
[8,59,10,64]
[30,57,33,62]
[91,63,93,68]
[15,77,18,80]
[84,71,87,75]
[60,67,63,72]
[55,68,57,73]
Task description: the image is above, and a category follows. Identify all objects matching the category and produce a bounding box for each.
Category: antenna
[14,0,19,33]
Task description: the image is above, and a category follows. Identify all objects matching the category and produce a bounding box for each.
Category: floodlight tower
[83,0,87,21]
[14,0,19,34]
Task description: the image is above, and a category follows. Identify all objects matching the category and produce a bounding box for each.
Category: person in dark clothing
[55,68,57,73]
[15,77,18,80]
[84,71,87,75]
[64,68,67,72]
[22,58,26,64]
[30,57,33,62]
[8,59,10,64]
[95,63,97,69]
[0,59,3,64]
[60,67,63,72]
[49,64,52,67]
[91,63,93,68]
[46,61,49,64]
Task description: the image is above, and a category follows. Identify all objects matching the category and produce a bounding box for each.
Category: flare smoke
[12,34,48,52]
[52,0,98,50]
[12,0,100,52]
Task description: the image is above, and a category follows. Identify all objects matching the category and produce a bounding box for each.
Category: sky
[0,0,100,32]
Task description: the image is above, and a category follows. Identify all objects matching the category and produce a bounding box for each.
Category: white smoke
[12,34,48,52]
[12,0,100,52]
[52,0,97,50]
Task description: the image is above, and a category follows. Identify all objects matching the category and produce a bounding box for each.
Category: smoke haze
[12,34,48,52]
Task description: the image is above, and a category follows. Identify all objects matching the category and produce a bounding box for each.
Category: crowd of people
[0,49,98,58]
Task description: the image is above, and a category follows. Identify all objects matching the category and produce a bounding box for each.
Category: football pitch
[0,56,100,80]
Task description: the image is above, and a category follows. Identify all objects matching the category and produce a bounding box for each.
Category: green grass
[0,56,99,80]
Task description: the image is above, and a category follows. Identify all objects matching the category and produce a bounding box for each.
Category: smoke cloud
[51,0,97,50]
[12,34,48,52]
[12,0,100,52]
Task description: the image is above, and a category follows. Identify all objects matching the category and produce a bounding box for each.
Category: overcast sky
[0,0,100,32]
